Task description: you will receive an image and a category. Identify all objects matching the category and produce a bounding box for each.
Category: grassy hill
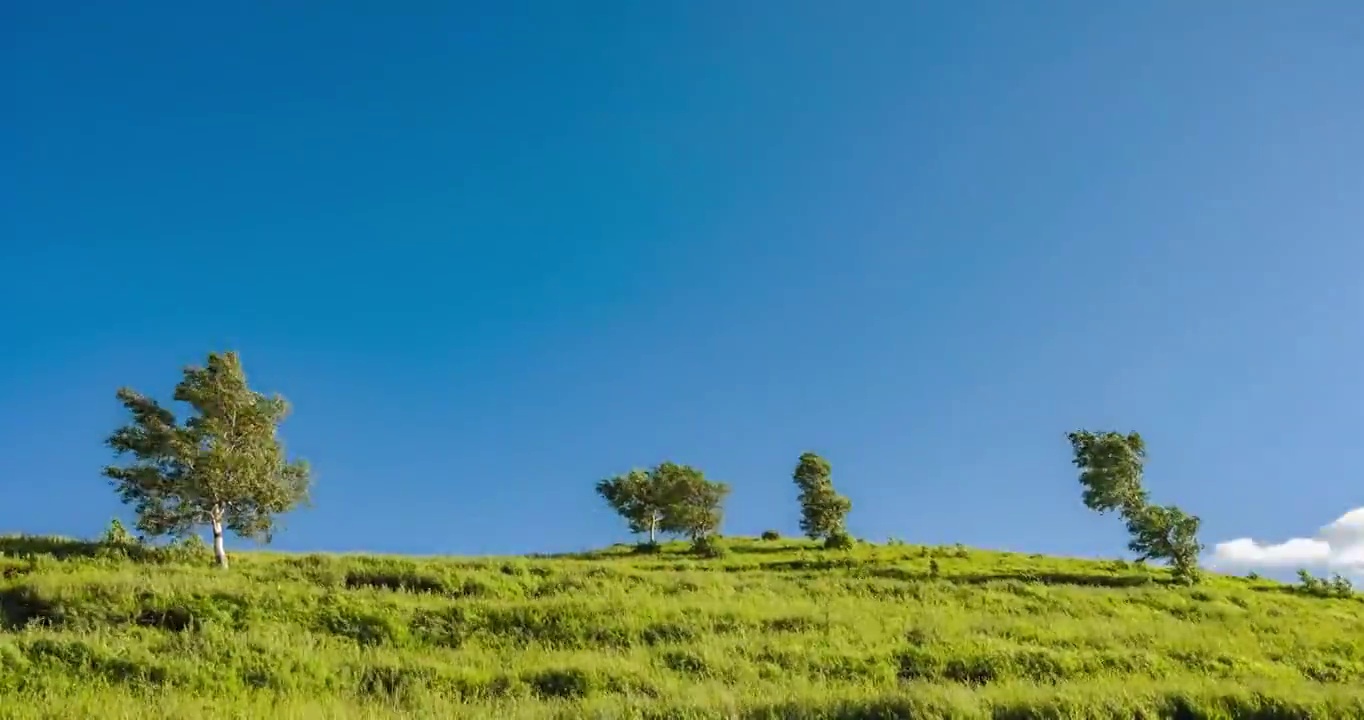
[1,534,1361,719]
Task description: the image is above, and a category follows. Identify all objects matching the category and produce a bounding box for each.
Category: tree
[792,452,852,541]
[1124,504,1203,584]
[657,463,730,542]
[103,351,312,569]
[595,468,669,543]
[597,462,730,545]
[1066,429,1203,584]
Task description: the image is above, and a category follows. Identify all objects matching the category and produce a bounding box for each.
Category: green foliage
[596,462,729,542]
[103,351,312,569]
[1297,569,1356,598]
[792,452,852,541]
[631,541,662,555]
[1067,430,1204,584]
[594,463,725,542]
[689,535,728,558]
[823,531,855,550]
[760,530,780,541]
[595,469,668,542]
[659,464,730,541]
[1124,504,1203,584]
[1066,431,1148,515]
[99,519,136,547]
[160,534,213,566]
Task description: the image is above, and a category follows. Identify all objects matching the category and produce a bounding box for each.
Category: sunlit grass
[1,534,1361,718]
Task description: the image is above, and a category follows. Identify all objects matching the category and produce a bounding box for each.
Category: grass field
[1,534,1361,719]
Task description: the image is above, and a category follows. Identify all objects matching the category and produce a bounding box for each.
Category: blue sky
[3,3,1361,571]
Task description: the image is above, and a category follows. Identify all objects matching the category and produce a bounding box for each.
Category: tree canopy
[596,462,729,544]
[103,351,311,569]
[1066,430,1149,516]
[792,451,852,541]
[595,468,669,543]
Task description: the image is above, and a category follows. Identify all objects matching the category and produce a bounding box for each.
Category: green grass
[1,534,1361,719]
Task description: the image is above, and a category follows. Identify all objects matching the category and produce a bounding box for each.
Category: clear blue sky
[4,2,1361,566]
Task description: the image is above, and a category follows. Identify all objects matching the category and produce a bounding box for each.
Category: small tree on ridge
[792,452,852,542]
[597,462,730,546]
[103,351,312,569]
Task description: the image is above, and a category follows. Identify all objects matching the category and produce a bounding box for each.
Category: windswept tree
[1124,504,1203,583]
[1067,430,1202,583]
[792,451,852,541]
[595,468,669,543]
[596,462,730,545]
[103,351,312,569]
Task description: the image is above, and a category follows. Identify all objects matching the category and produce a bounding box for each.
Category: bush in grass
[691,535,728,558]
[824,531,855,550]
[631,541,662,555]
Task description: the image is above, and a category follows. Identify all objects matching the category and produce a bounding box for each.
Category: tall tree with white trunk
[103,351,311,569]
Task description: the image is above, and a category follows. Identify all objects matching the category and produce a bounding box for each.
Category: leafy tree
[1066,429,1204,584]
[103,351,312,569]
[792,452,852,541]
[657,463,730,542]
[1124,504,1203,584]
[596,468,669,543]
[596,462,729,544]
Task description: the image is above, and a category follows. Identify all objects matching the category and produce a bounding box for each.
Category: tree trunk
[648,517,657,543]
[210,519,229,570]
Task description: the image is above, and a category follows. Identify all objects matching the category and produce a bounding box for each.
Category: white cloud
[1210,507,1364,574]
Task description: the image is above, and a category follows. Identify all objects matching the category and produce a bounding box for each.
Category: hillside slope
[0,535,1361,719]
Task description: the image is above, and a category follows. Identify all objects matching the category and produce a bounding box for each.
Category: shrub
[631,542,662,555]
[99,519,136,547]
[525,667,593,699]
[1297,569,1354,598]
[691,536,728,558]
[760,530,781,541]
[159,534,212,566]
[823,531,855,551]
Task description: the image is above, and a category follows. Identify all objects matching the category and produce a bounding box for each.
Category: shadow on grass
[722,543,822,557]
[951,571,1166,589]
[752,558,863,572]
[736,696,1347,720]
[0,585,59,629]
